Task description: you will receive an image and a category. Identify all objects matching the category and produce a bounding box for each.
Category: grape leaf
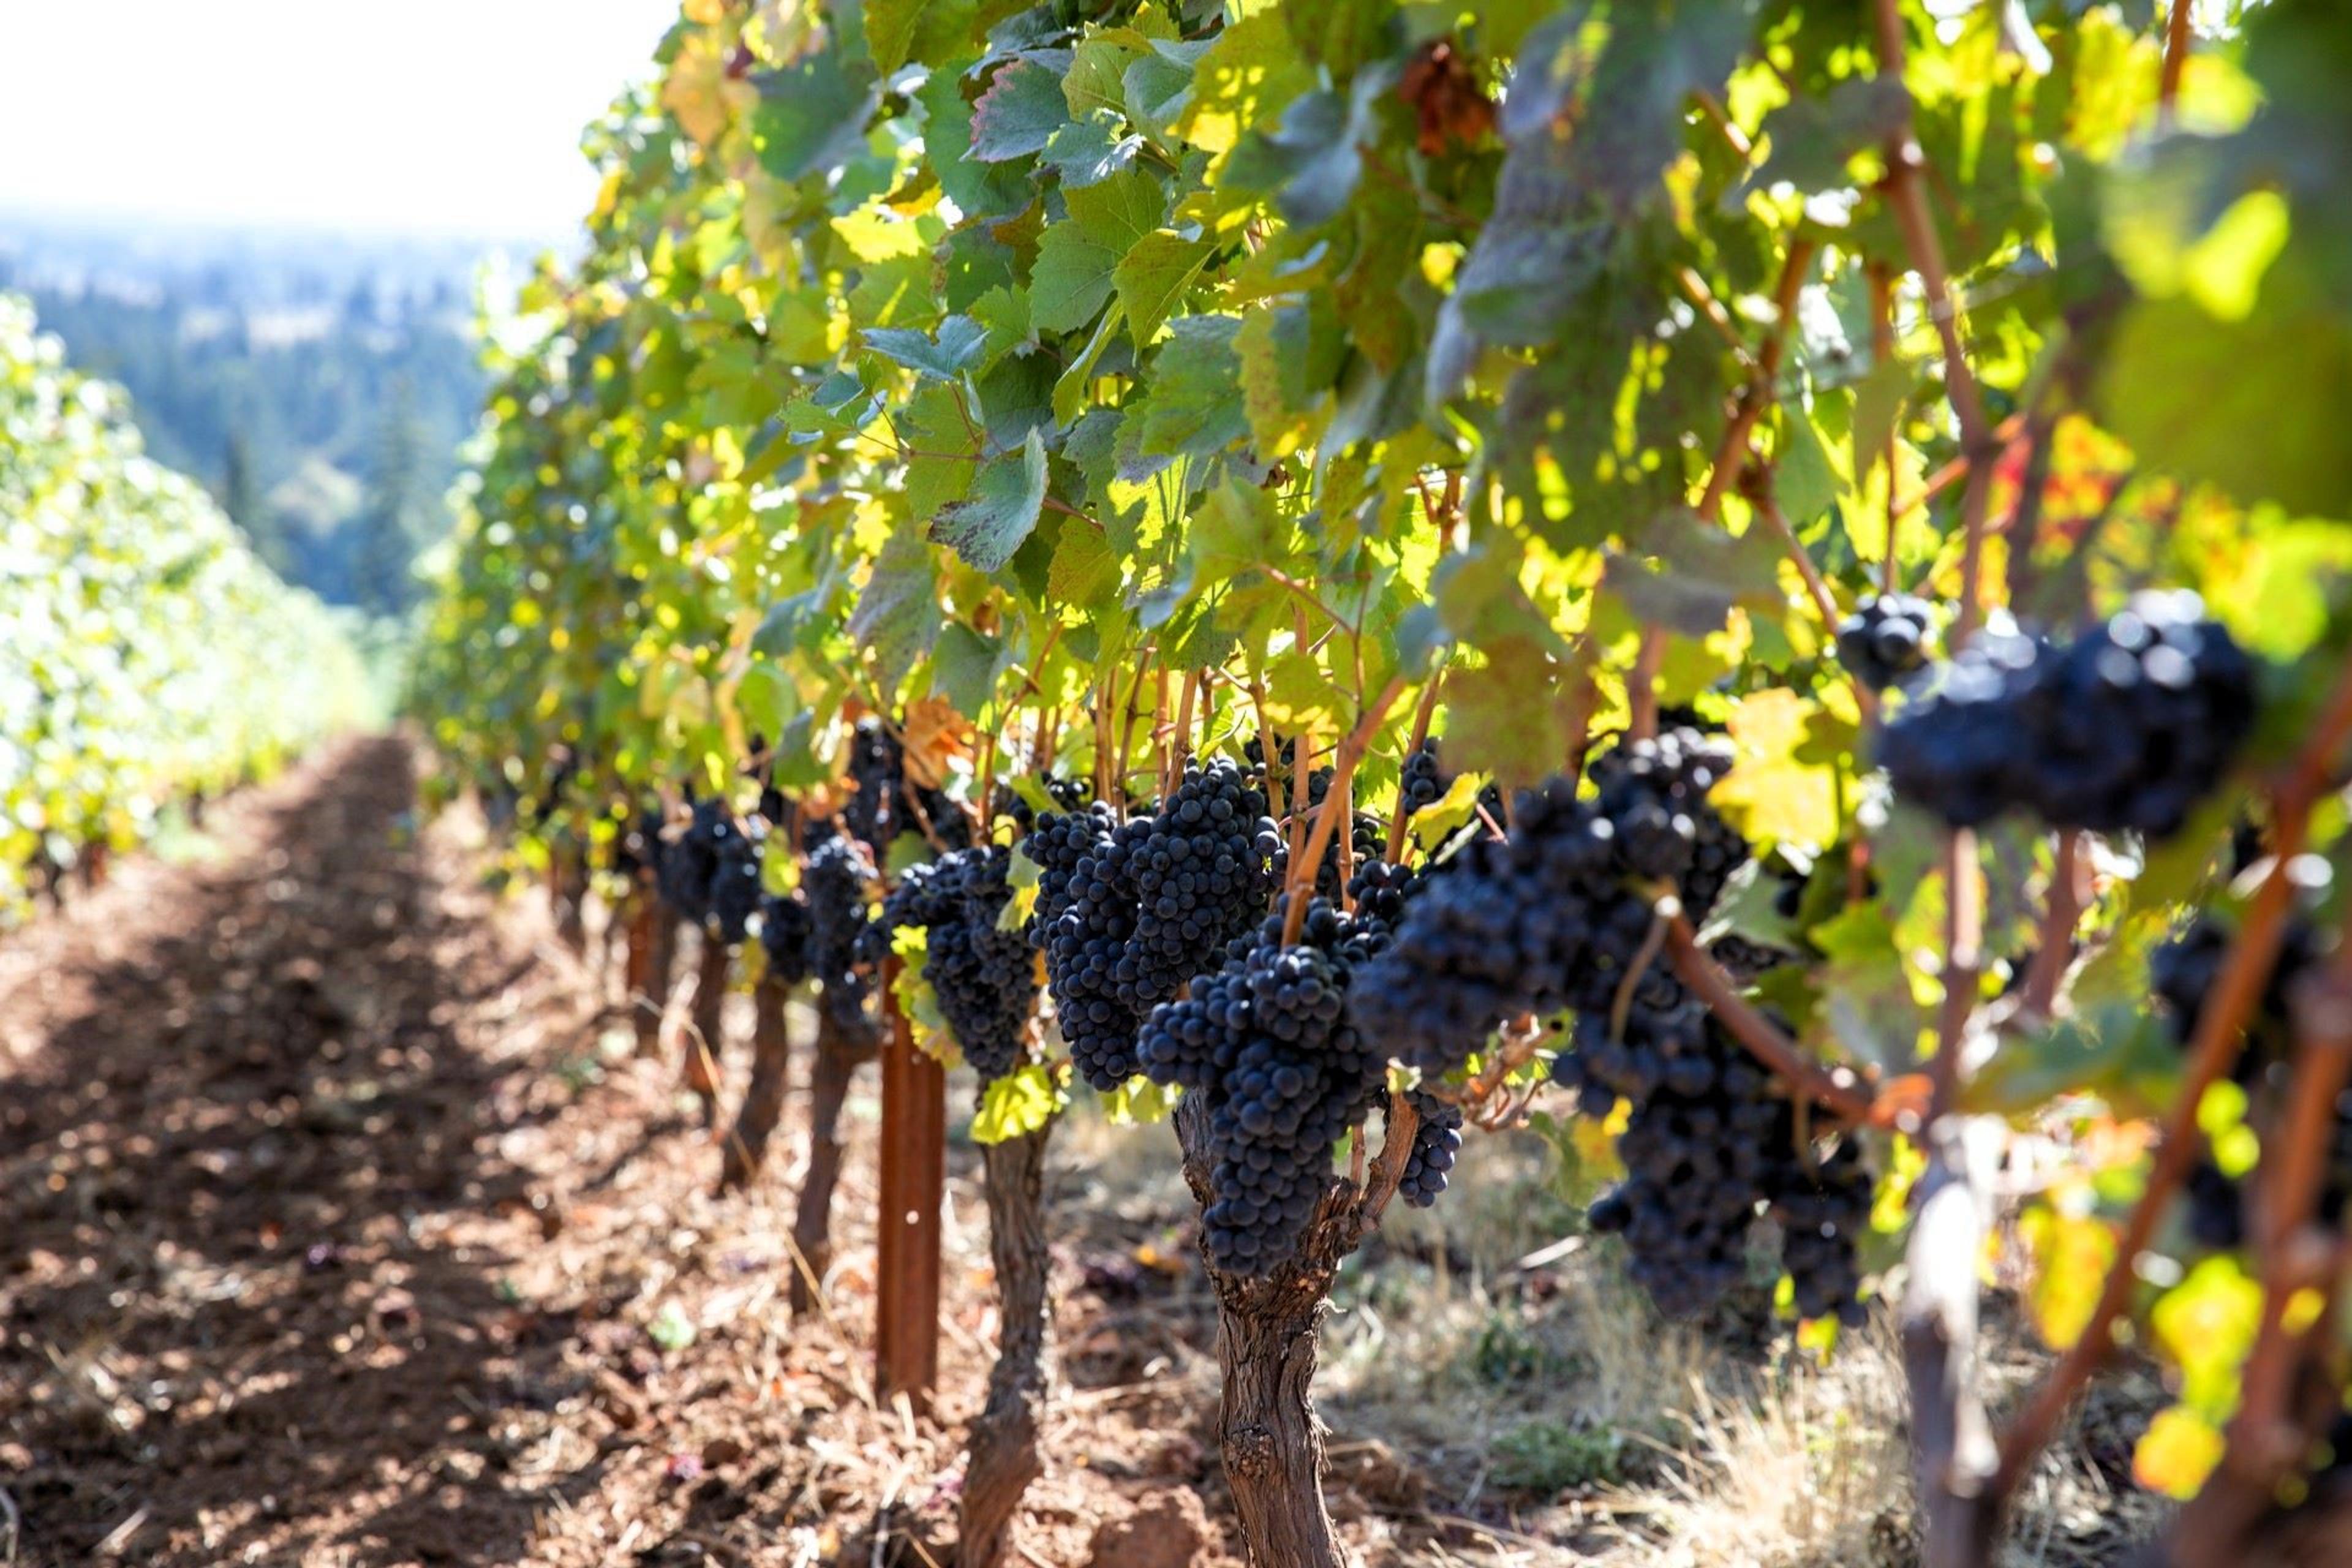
[929,428,1049,573]
[971,56,1074,162]
[1112,230,1214,346]
[861,315,989,380]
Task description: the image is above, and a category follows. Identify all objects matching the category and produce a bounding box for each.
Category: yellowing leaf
[2152,1254,2263,1417]
[973,1063,1066,1144]
[662,32,756,148]
[1101,1076,1179,1126]
[898,696,974,790]
[2016,1202,2115,1351]
[1712,688,1840,848]
[2133,1406,2225,1501]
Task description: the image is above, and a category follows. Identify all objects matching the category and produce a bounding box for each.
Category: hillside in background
[0,216,503,612]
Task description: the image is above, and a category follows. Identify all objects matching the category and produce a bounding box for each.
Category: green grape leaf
[933,622,1003,717]
[1124,315,1250,464]
[929,428,1049,573]
[920,58,1035,217]
[1042,109,1144,188]
[1175,10,1311,153]
[753,49,880,181]
[1047,513,1122,614]
[1601,510,1788,639]
[1745,77,1913,197]
[861,315,989,380]
[971,57,1073,162]
[849,526,942,689]
[1114,230,1215,347]
[1123,40,1210,138]
[1030,168,1167,335]
[1225,88,1364,230]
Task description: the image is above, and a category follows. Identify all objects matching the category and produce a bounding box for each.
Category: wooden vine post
[874,956,944,1407]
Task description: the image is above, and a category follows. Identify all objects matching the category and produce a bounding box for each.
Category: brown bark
[554,839,589,955]
[790,1008,875,1314]
[619,890,652,1014]
[1177,1097,1359,1568]
[684,930,729,1127]
[959,1116,1057,1568]
[719,973,793,1193]
[636,904,677,1058]
[1903,1118,2003,1568]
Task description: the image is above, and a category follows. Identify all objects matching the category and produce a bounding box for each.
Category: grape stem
[1384,677,1446,863]
[2160,0,2194,111]
[1640,233,1821,746]
[1280,676,1409,946]
[1662,914,1875,1121]
[1354,1091,1420,1231]
[1989,651,2352,1506]
[2236,947,2352,1448]
[2017,833,2085,1021]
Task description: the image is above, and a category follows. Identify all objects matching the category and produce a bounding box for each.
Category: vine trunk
[1177,1098,1357,1568]
[720,972,793,1193]
[790,1008,872,1314]
[684,932,728,1126]
[958,1115,1057,1568]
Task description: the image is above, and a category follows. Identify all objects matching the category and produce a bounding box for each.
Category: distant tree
[219,428,290,575]
[351,383,431,616]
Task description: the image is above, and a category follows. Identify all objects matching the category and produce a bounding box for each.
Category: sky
[0,0,684,241]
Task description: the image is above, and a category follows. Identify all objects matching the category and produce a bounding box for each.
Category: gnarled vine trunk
[1176,1097,1359,1568]
[959,1115,1056,1568]
[790,1008,875,1313]
[684,929,729,1125]
[635,903,677,1058]
[719,973,793,1193]
[556,838,590,955]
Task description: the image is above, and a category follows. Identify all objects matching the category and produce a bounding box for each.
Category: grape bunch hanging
[859,845,1038,1080]
[1351,728,1869,1320]
[1027,760,1284,1090]
[1136,895,1398,1275]
[1347,727,1748,1079]
[804,825,879,1029]
[844,715,970,854]
[1880,592,2259,839]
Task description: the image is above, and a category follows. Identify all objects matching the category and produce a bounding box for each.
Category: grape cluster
[845,717,970,854]
[1769,1136,1872,1321]
[759,892,814,987]
[1880,594,2259,839]
[998,774,1087,833]
[1835,594,1937,692]
[1572,1011,1869,1325]
[707,821,765,946]
[1398,739,1450,816]
[1027,761,1284,1090]
[859,846,1036,1079]
[804,826,878,1028]
[1397,1087,1463,1208]
[1136,896,1391,1274]
[1026,802,1143,1087]
[1346,727,1747,1078]
[655,798,727,922]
